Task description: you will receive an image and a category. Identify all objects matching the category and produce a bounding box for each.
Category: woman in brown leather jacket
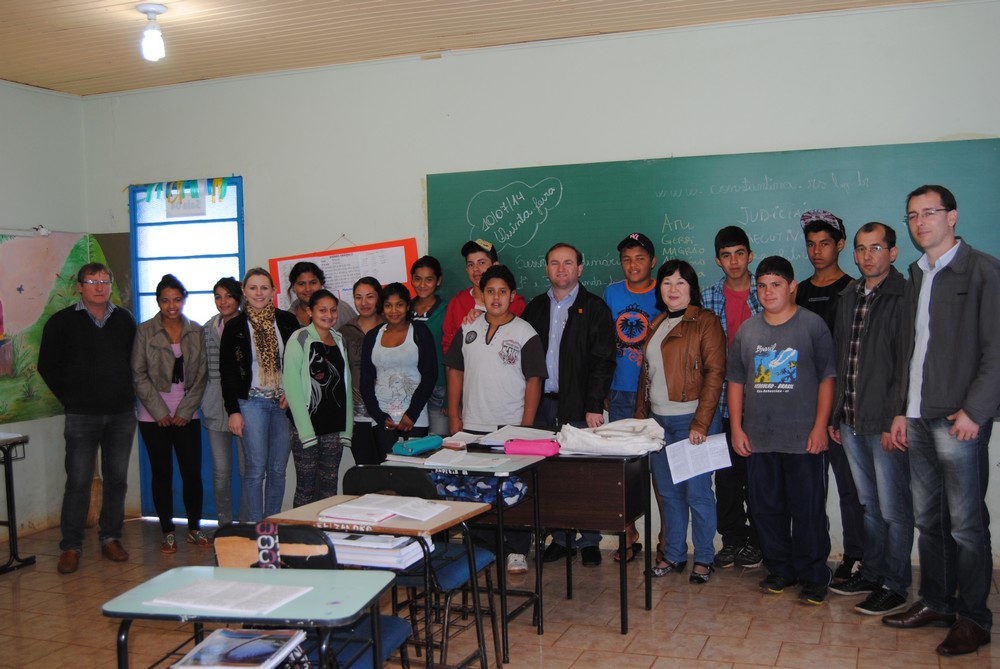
[635,260,726,583]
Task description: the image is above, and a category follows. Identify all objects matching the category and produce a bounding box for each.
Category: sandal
[187,530,213,547]
[160,532,177,554]
[649,559,686,577]
[613,542,642,563]
[689,562,714,585]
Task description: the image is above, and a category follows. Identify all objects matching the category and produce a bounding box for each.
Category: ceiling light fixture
[136,3,167,62]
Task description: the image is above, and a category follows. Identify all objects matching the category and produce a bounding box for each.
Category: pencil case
[504,438,560,456]
[392,434,443,456]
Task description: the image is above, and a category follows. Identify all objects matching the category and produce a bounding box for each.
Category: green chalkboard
[427,139,1000,299]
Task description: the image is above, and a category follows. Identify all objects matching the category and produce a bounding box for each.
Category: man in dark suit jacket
[522,243,616,566]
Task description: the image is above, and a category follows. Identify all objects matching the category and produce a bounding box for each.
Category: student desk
[102,566,395,669]
[269,495,490,669]
[380,454,546,663]
[499,452,653,634]
[0,433,35,575]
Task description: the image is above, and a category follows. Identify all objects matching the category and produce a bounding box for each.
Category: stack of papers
[145,580,312,615]
[172,628,306,668]
[423,449,509,469]
[319,493,448,523]
[326,532,432,569]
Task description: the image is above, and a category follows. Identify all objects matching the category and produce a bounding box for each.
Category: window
[129,178,245,324]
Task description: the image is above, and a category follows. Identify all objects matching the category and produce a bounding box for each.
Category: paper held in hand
[665,433,732,484]
[320,493,448,523]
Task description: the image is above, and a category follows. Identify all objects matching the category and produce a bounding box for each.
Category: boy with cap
[603,232,661,562]
[442,239,526,356]
[796,210,865,581]
[727,256,836,605]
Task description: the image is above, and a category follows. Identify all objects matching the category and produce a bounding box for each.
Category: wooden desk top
[267,495,490,537]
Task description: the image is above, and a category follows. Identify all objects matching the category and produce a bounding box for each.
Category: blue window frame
[128,176,246,522]
[129,177,245,325]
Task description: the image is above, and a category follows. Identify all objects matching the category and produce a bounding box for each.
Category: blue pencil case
[391,434,443,456]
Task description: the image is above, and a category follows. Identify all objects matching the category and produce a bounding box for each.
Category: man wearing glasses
[38,263,137,574]
[883,185,1000,656]
[827,222,913,616]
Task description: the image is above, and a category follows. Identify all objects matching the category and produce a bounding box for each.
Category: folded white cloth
[556,418,665,455]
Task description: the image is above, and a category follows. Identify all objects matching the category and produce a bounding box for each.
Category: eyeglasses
[905,208,949,223]
[854,244,889,255]
[80,279,112,286]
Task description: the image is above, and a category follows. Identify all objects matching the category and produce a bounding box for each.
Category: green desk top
[102,566,394,627]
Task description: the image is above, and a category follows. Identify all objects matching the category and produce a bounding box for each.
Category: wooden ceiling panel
[0,0,934,96]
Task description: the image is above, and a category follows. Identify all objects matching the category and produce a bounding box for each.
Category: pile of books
[326,532,432,569]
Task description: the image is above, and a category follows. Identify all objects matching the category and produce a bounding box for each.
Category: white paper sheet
[664,433,731,483]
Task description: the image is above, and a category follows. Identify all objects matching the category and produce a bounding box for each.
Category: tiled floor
[2,520,998,668]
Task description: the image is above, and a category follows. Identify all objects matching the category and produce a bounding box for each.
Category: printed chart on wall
[427,139,1000,299]
[269,238,419,309]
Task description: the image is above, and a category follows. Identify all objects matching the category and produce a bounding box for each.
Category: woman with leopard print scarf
[220,268,300,521]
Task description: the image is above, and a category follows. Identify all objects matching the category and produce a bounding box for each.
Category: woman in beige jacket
[132,274,208,554]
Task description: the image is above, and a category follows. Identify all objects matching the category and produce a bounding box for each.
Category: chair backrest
[342,465,441,500]
[215,522,339,570]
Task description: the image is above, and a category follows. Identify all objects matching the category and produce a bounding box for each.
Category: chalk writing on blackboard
[466,178,563,250]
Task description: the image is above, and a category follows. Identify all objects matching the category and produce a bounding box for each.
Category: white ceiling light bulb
[136,4,167,62]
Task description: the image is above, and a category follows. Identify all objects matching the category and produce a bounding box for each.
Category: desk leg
[531,467,543,635]
[563,530,573,600]
[644,455,652,611]
[116,619,132,669]
[371,601,384,669]
[461,523,487,669]
[494,484,509,664]
[0,442,36,575]
[418,539,435,669]
[618,532,628,634]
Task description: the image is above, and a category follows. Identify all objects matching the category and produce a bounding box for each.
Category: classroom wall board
[427,139,1000,298]
[269,238,419,309]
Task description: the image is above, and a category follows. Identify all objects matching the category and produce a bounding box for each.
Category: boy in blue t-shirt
[727,256,836,605]
[603,232,660,562]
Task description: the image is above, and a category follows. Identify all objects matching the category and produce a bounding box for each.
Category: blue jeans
[840,423,913,595]
[60,412,136,551]
[907,417,992,629]
[207,428,247,525]
[427,385,449,436]
[649,412,719,565]
[238,397,292,522]
[607,389,637,423]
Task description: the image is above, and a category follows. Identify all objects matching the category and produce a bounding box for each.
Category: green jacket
[283,324,354,447]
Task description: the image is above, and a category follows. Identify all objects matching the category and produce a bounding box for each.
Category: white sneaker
[506,553,528,574]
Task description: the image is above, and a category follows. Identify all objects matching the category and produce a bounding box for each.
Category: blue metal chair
[342,465,501,668]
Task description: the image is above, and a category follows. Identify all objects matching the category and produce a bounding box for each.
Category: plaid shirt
[702,274,762,418]
[841,280,882,429]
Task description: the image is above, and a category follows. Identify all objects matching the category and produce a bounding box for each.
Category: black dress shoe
[581,546,602,567]
[937,619,991,656]
[542,542,576,563]
[882,601,956,629]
